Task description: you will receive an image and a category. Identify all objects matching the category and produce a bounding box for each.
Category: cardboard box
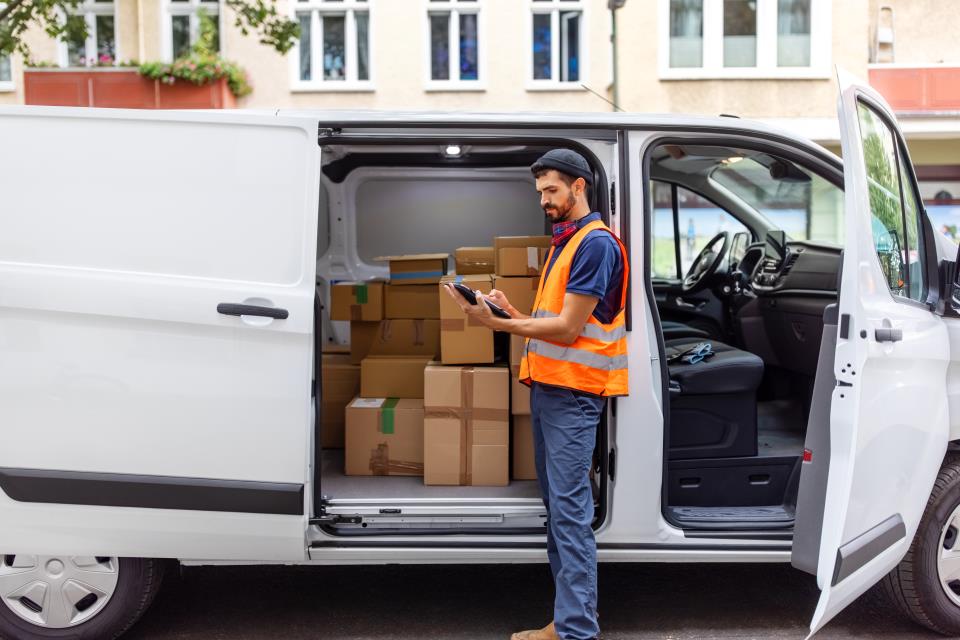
[512,415,537,480]
[511,365,530,415]
[423,363,509,486]
[376,253,449,285]
[345,397,424,476]
[493,276,539,316]
[321,354,361,448]
[385,284,440,319]
[510,333,526,366]
[439,274,494,364]
[330,281,384,322]
[454,246,495,275]
[350,319,440,364]
[361,355,432,398]
[494,236,551,276]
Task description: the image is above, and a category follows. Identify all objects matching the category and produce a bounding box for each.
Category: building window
[59,1,117,67]
[165,0,220,61]
[427,0,481,88]
[0,54,11,89]
[293,0,370,89]
[529,0,585,88]
[660,0,829,79]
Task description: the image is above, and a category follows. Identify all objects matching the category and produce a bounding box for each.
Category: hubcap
[0,556,119,628]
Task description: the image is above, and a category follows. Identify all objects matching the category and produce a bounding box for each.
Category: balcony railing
[23,68,236,109]
[868,65,960,113]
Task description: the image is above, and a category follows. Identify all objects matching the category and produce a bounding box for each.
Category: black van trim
[0,467,304,516]
[309,540,792,553]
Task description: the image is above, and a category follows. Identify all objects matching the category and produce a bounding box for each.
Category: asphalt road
[125,562,944,639]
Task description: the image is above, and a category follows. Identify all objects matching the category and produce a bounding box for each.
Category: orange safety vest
[519,219,629,397]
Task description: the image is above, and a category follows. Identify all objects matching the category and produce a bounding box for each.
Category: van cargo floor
[320,450,543,500]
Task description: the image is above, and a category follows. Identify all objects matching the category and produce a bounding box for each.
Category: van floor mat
[668,505,795,529]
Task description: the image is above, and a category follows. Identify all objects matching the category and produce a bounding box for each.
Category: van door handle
[875,327,902,343]
[217,303,289,320]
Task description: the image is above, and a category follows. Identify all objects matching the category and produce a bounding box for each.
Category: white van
[2,71,960,639]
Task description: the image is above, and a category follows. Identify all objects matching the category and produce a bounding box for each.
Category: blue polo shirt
[542,212,625,324]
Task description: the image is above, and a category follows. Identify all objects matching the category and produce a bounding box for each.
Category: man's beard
[543,191,577,222]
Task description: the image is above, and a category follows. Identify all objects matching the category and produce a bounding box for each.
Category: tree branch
[0,0,29,25]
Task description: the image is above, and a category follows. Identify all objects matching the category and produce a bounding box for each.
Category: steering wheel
[682,231,730,293]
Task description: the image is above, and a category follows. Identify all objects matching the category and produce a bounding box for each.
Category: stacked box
[385,284,440,319]
[345,397,424,476]
[438,274,494,364]
[510,333,531,415]
[350,319,440,364]
[376,254,449,285]
[512,415,537,480]
[493,276,539,317]
[494,236,551,277]
[423,362,509,486]
[361,355,433,398]
[454,246,495,275]
[320,354,361,449]
[330,281,384,322]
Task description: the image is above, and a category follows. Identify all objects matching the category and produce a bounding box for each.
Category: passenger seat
[665,337,764,460]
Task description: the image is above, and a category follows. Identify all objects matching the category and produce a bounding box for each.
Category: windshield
[710,153,845,246]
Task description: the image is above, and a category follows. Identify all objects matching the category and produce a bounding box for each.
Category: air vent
[781,250,802,276]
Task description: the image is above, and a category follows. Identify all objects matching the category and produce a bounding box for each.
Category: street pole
[609,0,626,112]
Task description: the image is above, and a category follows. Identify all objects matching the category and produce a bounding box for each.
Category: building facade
[1,0,959,233]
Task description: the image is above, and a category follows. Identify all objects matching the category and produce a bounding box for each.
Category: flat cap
[532,149,593,185]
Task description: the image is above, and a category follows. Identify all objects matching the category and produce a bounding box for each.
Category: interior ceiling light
[444,145,463,157]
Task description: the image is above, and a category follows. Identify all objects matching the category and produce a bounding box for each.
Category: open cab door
[797,70,952,635]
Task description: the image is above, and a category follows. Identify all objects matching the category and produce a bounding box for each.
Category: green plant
[137,11,251,98]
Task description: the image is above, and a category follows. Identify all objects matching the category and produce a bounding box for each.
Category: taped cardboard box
[511,365,530,415]
[360,355,432,398]
[376,253,449,285]
[493,276,539,316]
[494,236,551,276]
[423,362,509,486]
[385,284,440,319]
[345,397,424,476]
[330,281,384,322]
[350,319,440,364]
[439,274,494,364]
[321,354,361,448]
[510,333,526,366]
[454,246,495,275]
[512,415,537,480]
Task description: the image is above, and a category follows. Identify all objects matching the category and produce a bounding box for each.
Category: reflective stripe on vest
[518,218,630,397]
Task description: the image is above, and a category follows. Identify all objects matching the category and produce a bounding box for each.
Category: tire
[881,455,960,636]
[0,557,164,640]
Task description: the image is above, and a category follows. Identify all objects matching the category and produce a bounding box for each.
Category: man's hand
[486,288,522,318]
[443,283,497,326]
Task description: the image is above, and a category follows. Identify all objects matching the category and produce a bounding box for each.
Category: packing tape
[392,270,444,281]
[369,443,424,476]
[379,319,392,342]
[353,284,369,304]
[462,367,473,486]
[379,397,399,434]
[350,304,362,321]
[455,275,464,284]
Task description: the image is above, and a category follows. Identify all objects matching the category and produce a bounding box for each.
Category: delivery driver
[444,149,628,640]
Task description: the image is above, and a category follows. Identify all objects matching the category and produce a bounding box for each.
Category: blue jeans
[530,382,605,640]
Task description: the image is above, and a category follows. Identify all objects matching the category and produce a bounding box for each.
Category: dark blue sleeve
[566,231,619,299]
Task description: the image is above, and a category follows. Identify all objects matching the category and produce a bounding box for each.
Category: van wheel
[881,456,960,636]
[0,556,164,639]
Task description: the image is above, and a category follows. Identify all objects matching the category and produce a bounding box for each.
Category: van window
[856,102,927,303]
[354,176,545,263]
[652,180,680,279]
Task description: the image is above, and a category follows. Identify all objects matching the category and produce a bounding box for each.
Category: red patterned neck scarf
[552,220,579,246]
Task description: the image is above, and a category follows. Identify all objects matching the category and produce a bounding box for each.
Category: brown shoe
[510,621,559,640]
